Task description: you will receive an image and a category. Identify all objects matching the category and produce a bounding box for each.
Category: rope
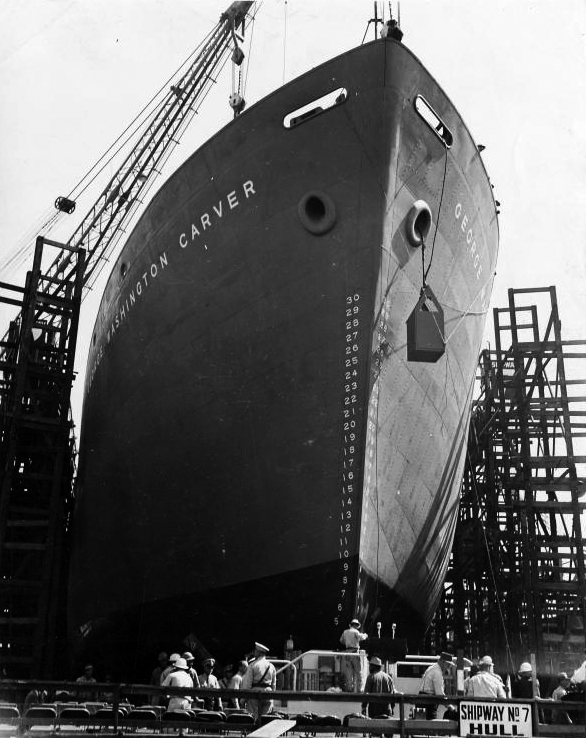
[467,445,516,673]
[442,269,496,344]
[421,232,426,288]
[242,2,260,97]
[424,142,449,283]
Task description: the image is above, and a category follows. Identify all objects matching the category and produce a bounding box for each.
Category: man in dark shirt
[511,662,540,699]
[362,657,396,718]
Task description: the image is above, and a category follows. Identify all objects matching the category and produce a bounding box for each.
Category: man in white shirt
[339,619,368,692]
[465,656,506,699]
[198,657,222,711]
[162,657,194,711]
[242,642,276,721]
[419,652,454,719]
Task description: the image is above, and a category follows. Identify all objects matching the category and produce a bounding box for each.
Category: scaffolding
[429,286,586,674]
[0,236,84,678]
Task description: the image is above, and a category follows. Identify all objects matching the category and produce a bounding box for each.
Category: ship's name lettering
[454,202,483,280]
[178,180,256,248]
[85,251,169,394]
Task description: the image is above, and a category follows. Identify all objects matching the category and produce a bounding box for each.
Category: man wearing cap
[551,672,572,725]
[419,652,454,719]
[340,619,368,692]
[199,657,223,711]
[241,642,276,721]
[511,662,540,699]
[76,664,97,701]
[160,653,181,685]
[362,657,396,718]
[464,656,506,699]
[182,652,201,688]
[162,657,194,711]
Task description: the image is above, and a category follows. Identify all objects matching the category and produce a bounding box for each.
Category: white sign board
[459,700,533,737]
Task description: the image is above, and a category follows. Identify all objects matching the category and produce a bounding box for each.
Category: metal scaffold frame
[428,286,586,674]
[0,237,84,678]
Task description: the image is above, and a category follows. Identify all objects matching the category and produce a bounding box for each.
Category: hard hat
[174,658,188,670]
[350,619,361,627]
[169,653,180,663]
[479,655,493,665]
[519,662,532,674]
[369,657,383,666]
[182,651,194,661]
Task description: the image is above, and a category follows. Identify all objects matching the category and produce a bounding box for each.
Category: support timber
[428,286,586,674]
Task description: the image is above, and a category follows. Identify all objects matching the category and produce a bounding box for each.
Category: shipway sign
[459,701,533,737]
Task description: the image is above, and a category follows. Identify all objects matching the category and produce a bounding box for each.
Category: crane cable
[82,4,262,294]
[0,20,220,281]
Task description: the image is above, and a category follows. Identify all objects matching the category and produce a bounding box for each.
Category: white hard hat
[519,662,532,674]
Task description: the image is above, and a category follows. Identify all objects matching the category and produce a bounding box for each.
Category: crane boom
[46,1,253,299]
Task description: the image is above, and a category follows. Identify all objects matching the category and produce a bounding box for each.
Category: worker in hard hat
[511,662,541,699]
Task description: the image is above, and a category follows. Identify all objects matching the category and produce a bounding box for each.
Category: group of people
[340,617,586,725]
[420,651,584,725]
[150,642,276,719]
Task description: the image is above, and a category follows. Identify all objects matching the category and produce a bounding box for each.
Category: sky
[1,0,585,432]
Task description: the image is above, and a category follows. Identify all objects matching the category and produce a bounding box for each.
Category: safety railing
[0,680,584,737]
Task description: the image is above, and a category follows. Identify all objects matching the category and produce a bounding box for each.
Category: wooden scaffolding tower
[0,237,84,678]
[429,286,586,674]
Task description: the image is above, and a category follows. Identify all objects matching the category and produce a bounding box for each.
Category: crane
[0,1,254,679]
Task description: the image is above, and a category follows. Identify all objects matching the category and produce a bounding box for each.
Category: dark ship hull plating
[70,39,498,676]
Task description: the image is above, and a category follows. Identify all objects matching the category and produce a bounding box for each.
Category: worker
[511,662,541,698]
[160,653,181,685]
[419,652,454,719]
[241,642,276,721]
[162,657,194,711]
[75,664,97,701]
[464,655,506,699]
[198,657,222,711]
[340,618,368,692]
[362,656,396,718]
[227,660,248,708]
[182,652,201,688]
[551,672,572,725]
[380,19,403,42]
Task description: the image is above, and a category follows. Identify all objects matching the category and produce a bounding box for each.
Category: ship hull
[70,39,498,677]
